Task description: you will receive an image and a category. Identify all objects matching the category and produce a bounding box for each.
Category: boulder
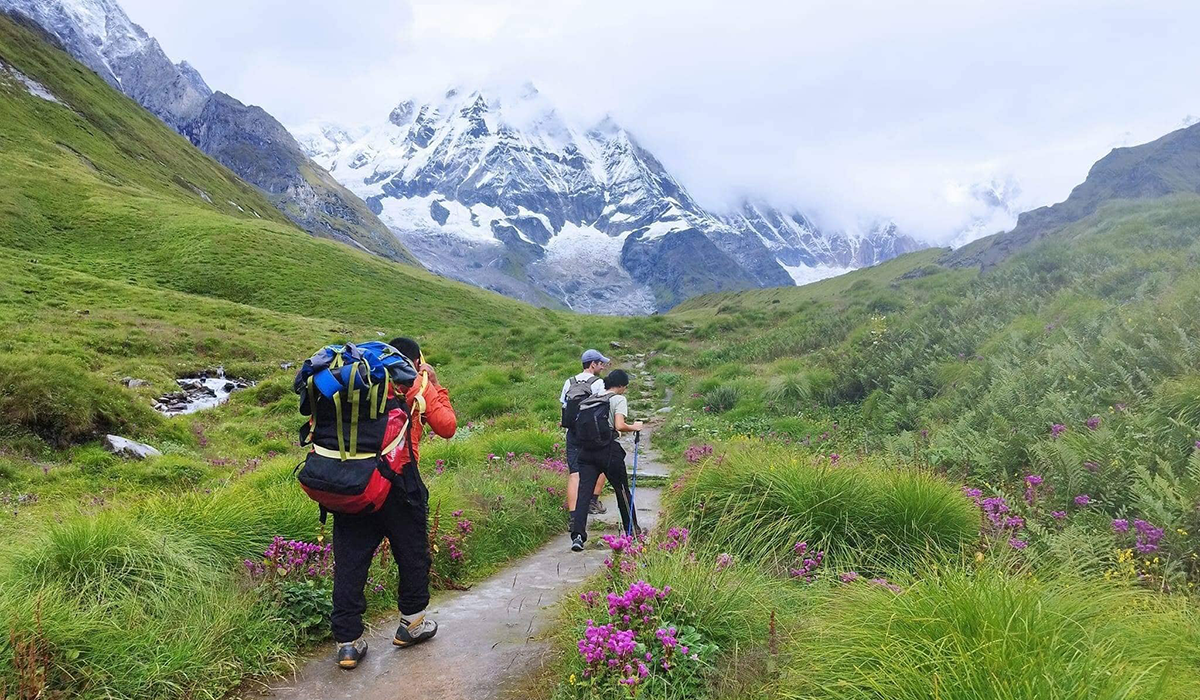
[121,377,149,388]
[610,341,623,349]
[103,435,162,460]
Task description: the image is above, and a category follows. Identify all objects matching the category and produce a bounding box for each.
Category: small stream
[154,368,252,416]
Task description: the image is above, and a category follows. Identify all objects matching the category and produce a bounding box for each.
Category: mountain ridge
[299,85,923,312]
[0,0,417,264]
[946,120,1200,268]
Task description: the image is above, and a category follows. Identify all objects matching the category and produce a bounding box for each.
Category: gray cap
[581,348,611,365]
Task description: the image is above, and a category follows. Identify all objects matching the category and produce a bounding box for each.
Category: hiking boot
[336,638,368,669]
[393,611,438,647]
[588,496,607,514]
[571,534,585,552]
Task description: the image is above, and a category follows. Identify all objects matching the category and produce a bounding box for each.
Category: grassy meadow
[539,196,1200,699]
[3,9,1200,700]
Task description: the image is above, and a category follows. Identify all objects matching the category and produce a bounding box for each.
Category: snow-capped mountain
[0,0,210,129]
[719,201,923,284]
[1,0,416,264]
[948,176,1023,249]
[300,85,922,312]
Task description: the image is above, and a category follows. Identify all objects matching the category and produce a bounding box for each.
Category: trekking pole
[628,431,640,537]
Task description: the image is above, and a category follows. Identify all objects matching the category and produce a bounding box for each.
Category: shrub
[468,395,511,419]
[703,385,742,414]
[73,444,117,475]
[252,378,290,406]
[0,354,159,446]
[780,567,1200,700]
[656,372,683,387]
[666,442,978,570]
[764,374,810,412]
[484,429,557,458]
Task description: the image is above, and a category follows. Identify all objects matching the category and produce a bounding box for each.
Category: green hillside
[534,195,1200,700]
[2,10,1199,700]
[0,14,665,697]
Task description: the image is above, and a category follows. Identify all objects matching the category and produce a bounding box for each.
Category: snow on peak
[306,82,922,312]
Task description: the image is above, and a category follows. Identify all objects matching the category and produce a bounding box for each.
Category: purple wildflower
[1112,519,1129,534]
[1086,416,1101,430]
[1051,423,1066,439]
[1074,494,1091,507]
[1008,538,1028,550]
[1133,519,1164,553]
[840,571,860,583]
[1051,511,1067,520]
[869,578,903,593]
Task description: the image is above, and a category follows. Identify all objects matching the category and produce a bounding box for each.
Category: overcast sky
[121,0,1200,243]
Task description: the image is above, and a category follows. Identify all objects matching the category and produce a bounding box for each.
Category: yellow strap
[332,386,346,461]
[368,382,379,420]
[411,371,429,418]
[311,421,408,461]
[380,373,390,416]
[348,364,360,455]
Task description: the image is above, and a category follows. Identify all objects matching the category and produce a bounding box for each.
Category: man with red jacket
[332,337,457,669]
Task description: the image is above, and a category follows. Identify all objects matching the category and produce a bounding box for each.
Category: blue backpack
[293,342,420,515]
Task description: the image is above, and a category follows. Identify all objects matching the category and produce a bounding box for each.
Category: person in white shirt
[569,369,644,550]
[560,349,610,515]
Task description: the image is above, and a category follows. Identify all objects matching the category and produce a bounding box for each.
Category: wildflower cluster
[606,580,670,628]
[603,533,646,579]
[577,621,645,688]
[243,536,332,581]
[574,580,713,696]
[684,444,713,463]
[427,504,475,587]
[836,570,903,593]
[659,527,689,552]
[789,541,824,582]
[963,488,1028,549]
[1134,520,1165,554]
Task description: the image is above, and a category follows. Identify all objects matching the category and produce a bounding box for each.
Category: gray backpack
[560,375,602,429]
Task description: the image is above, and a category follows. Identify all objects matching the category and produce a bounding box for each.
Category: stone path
[254,427,670,700]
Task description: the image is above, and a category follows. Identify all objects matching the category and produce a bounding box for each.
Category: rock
[222,381,235,392]
[280,361,294,370]
[103,435,162,460]
[121,377,149,388]
[656,406,674,414]
[610,341,623,349]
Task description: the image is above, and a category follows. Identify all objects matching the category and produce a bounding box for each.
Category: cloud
[120,0,1200,244]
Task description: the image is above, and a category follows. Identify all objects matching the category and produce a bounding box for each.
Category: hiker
[329,337,457,669]
[569,369,644,551]
[561,349,611,516]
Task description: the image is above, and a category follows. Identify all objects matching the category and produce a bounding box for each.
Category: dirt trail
[256,423,671,700]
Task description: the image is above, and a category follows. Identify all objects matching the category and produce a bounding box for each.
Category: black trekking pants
[570,441,638,543]
[331,466,431,643]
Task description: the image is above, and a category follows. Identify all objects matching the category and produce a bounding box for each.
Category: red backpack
[293,343,425,516]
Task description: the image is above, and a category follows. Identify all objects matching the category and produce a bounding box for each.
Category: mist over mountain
[297,85,923,313]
